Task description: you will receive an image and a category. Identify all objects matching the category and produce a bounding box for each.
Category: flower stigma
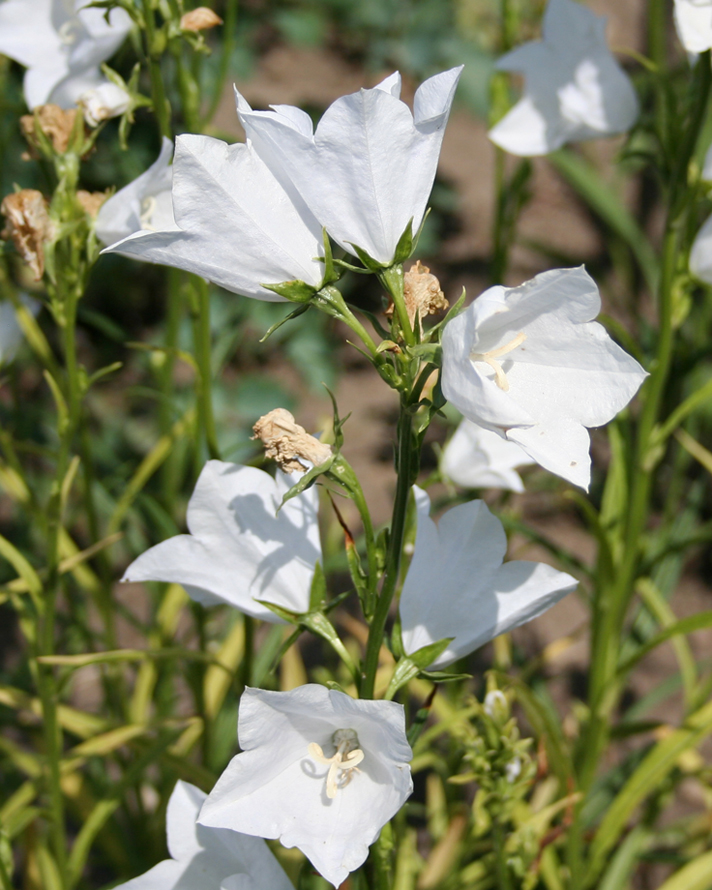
[307,728,364,799]
[470,331,527,391]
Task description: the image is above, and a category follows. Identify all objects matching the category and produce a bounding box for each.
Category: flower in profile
[199,685,413,888]
[488,0,638,156]
[234,67,462,266]
[673,0,712,53]
[441,419,533,492]
[102,132,325,300]
[400,488,578,668]
[122,460,321,622]
[0,0,131,111]
[440,266,647,490]
[95,138,176,248]
[114,780,294,890]
[78,80,131,127]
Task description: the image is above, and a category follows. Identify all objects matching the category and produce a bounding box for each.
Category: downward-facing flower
[199,685,413,888]
[96,138,176,248]
[77,80,131,127]
[115,780,294,890]
[102,132,325,300]
[674,0,712,53]
[488,0,638,156]
[0,0,131,110]
[234,67,462,266]
[441,419,533,492]
[122,461,321,622]
[441,266,647,490]
[400,489,578,669]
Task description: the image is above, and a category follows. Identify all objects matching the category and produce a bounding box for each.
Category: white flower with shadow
[114,780,294,890]
[674,0,712,53]
[441,266,648,490]
[199,685,413,888]
[122,461,321,622]
[399,488,578,669]
[488,0,638,156]
[441,418,533,492]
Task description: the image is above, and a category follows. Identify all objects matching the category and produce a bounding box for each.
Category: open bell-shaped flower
[234,67,462,267]
[121,461,321,622]
[673,0,712,54]
[199,685,413,888]
[440,266,648,490]
[488,0,638,156]
[400,488,578,669]
[113,780,294,890]
[441,418,533,492]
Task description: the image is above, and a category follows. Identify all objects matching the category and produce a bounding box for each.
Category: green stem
[141,0,172,138]
[190,277,221,462]
[205,0,239,126]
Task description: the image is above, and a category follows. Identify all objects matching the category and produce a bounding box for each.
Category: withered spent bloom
[180,7,223,30]
[1,190,53,281]
[20,105,80,156]
[77,190,108,219]
[386,260,448,327]
[253,408,332,474]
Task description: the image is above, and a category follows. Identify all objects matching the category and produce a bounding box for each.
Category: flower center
[140,196,158,232]
[308,728,364,799]
[58,19,82,46]
[470,332,527,392]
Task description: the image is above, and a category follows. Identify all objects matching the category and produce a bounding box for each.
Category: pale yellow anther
[470,332,527,392]
[308,730,364,799]
[140,196,158,232]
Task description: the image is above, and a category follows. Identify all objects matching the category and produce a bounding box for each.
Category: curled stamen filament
[308,740,365,799]
[470,331,527,392]
[139,196,158,232]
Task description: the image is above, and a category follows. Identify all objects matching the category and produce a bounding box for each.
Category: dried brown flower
[77,190,108,218]
[1,190,53,280]
[20,105,79,155]
[180,7,223,30]
[252,408,332,474]
[385,260,448,328]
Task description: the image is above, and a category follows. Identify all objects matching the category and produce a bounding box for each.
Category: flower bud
[386,260,448,326]
[483,689,510,724]
[20,105,80,156]
[180,7,223,30]
[252,408,332,474]
[78,82,131,127]
[1,190,53,280]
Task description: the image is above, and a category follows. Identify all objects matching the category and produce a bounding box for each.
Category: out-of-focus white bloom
[441,267,648,490]
[690,144,712,282]
[96,138,175,247]
[441,418,533,492]
[400,488,578,669]
[78,80,131,127]
[0,296,40,365]
[0,0,131,110]
[234,67,462,266]
[114,780,294,890]
[199,685,413,889]
[122,461,321,622]
[103,132,325,301]
[488,0,638,156]
[674,0,712,53]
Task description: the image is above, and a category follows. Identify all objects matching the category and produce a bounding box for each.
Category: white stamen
[308,728,364,799]
[470,332,527,392]
[58,19,81,46]
[140,196,158,232]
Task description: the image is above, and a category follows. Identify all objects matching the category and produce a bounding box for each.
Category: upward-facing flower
[488,0,638,156]
[102,132,326,300]
[441,267,647,490]
[114,780,294,890]
[0,0,131,111]
[122,461,321,622]
[234,67,462,266]
[673,0,712,53]
[400,489,578,668]
[199,685,413,888]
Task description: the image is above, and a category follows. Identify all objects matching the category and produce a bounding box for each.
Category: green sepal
[254,600,301,624]
[348,243,386,272]
[407,343,442,363]
[278,456,335,511]
[430,287,467,339]
[384,637,454,699]
[405,636,455,670]
[309,561,327,613]
[259,303,310,343]
[319,228,340,285]
[393,218,415,264]
[322,384,350,450]
[261,279,317,303]
[419,670,472,683]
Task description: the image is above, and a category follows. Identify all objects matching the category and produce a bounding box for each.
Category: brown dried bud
[252,408,332,474]
[1,190,53,280]
[386,260,448,327]
[180,7,223,30]
[77,190,108,218]
[20,105,79,155]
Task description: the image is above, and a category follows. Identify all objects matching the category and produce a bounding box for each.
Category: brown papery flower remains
[385,260,448,327]
[77,190,109,218]
[1,190,54,280]
[252,408,332,474]
[20,105,80,156]
[180,7,223,30]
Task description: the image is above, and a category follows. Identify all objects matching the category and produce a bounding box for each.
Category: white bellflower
[441,419,533,492]
[674,0,712,53]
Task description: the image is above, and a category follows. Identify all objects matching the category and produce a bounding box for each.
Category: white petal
[690,212,712,284]
[112,859,188,890]
[0,0,59,68]
[506,415,592,489]
[441,420,530,491]
[674,0,712,53]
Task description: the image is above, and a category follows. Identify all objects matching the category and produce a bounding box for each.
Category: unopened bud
[20,104,79,155]
[252,408,332,474]
[1,190,53,280]
[180,7,223,30]
[78,82,131,127]
[386,260,448,327]
[77,190,108,218]
[483,689,509,723]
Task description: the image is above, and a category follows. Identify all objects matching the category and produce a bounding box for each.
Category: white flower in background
[103,133,325,301]
[689,145,712,283]
[440,266,647,490]
[114,780,294,890]
[122,461,321,622]
[199,685,413,889]
[77,80,131,127]
[96,138,175,247]
[234,67,462,266]
[441,418,533,492]
[0,296,40,365]
[0,0,131,110]
[488,0,638,156]
[674,0,712,53]
[400,488,578,669]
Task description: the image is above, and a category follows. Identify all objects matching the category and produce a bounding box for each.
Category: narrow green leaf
[655,849,712,890]
[617,609,712,676]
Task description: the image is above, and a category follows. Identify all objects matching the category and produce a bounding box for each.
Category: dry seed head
[20,105,79,155]
[385,260,448,327]
[252,408,332,474]
[180,7,223,30]
[1,190,54,280]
